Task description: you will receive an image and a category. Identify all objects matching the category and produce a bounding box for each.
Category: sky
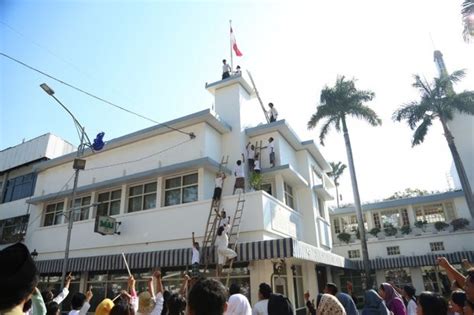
[1,0,473,205]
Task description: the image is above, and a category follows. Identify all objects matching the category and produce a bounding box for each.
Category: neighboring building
[330,191,474,299]
[25,74,350,313]
[0,134,75,249]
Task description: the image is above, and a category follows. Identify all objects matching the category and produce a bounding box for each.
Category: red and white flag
[230,27,243,57]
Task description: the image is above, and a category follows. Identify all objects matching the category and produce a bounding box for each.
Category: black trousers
[213,187,222,200]
[270,115,276,122]
[222,72,230,79]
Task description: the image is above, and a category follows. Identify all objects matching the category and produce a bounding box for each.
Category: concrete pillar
[275,174,284,203]
[303,262,318,297]
[249,260,274,306]
[120,184,127,214]
[156,177,162,208]
[375,270,385,286]
[410,267,425,294]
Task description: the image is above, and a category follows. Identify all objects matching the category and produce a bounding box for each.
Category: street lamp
[39,83,101,290]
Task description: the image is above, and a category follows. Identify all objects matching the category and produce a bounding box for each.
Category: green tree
[386,188,429,200]
[308,76,381,288]
[462,0,474,42]
[393,70,474,215]
[329,161,347,208]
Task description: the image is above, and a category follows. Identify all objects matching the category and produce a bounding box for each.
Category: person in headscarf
[362,290,390,315]
[378,283,406,315]
[336,292,358,315]
[316,294,346,315]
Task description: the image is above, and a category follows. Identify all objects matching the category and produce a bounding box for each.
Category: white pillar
[410,267,425,294]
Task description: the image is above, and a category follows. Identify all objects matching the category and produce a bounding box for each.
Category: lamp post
[40,83,90,290]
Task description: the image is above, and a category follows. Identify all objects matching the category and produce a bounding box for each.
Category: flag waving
[230,27,243,57]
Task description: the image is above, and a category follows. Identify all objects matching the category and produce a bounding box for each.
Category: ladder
[202,156,229,270]
[225,189,246,286]
[247,70,270,124]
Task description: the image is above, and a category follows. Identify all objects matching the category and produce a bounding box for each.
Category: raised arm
[53,273,71,304]
[150,271,164,315]
[180,273,191,296]
[438,257,466,288]
[79,287,93,315]
[31,288,47,315]
[192,232,196,245]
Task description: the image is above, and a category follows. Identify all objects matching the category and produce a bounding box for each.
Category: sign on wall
[94,215,117,235]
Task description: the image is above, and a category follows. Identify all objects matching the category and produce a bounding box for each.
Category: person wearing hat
[0,243,39,315]
[95,299,115,315]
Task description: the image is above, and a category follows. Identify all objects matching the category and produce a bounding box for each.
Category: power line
[0,52,194,137]
[85,137,195,171]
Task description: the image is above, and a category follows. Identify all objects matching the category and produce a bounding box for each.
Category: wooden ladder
[225,189,246,286]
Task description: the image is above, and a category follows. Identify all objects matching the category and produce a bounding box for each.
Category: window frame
[283,182,295,210]
[2,173,37,203]
[386,246,401,256]
[163,172,198,207]
[414,203,450,224]
[348,249,361,259]
[43,201,65,226]
[128,181,158,213]
[0,214,29,244]
[68,195,92,222]
[430,242,445,252]
[96,188,122,217]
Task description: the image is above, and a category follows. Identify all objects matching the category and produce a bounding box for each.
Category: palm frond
[450,91,474,116]
[347,105,382,126]
[412,75,432,97]
[412,116,433,146]
[392,101,432,129]
[307,104,337,130]
[318,116,339,146]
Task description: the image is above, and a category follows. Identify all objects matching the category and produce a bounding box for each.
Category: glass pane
[80,207,89,220]
[143,194,156,210]
[128,196,142,212]
[183,173,198,186]
[111,190,121,200]
[129,185,143,196]
[97,204,108,216]
[54,212,64,225]
[82,196,91,205]
[46,204,56,213]
[165,189,181,206]
[98,192,110,202]
[110,201,120,215]
[144,182,157,193]
[57,202,64,210]
[182,186,198,203]
[44,213,54,226]
[165,177,181,189]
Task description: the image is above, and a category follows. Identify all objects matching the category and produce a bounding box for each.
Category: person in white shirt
[218,210,231,228]
[69,288,93,315]
[254,153,261,174]
[191,232,200,277]
[267,137,275,168]
[252,283,272,315]
[402,285,417,315]
[233,155,245,195]
[267,103,278,122]
[213,172,226,204]
[226,283,252,315]
[215,224,237,277]
[233,65,242,76]
[246,142,256,173]
[222,59,231,80]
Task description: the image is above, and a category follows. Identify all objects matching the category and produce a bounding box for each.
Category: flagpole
[229,19,233,71]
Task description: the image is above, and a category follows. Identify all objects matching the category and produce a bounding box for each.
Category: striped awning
[352,251,474,270]
[35,238,295,274]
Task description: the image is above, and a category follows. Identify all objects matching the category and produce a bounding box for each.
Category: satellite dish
[92,132,105,151]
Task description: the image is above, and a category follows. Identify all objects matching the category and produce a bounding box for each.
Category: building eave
[262,164,309,188]
[313,184,334,201]
[33,109,231,172]
[28,157,230,204]
[205,74,254,96]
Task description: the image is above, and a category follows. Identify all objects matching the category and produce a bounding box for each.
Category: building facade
[0,134,75,249]
[330,191,474,299]
[24,75,351,314]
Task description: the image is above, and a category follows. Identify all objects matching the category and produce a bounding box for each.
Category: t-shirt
[252,299,268,315]
[234,164,245,178]
[215,176,224,188]
[247,148,255,159]
[268,142,274,152]
[254,160,261,171]
[215,232,229,249]
[223,64,231,73]
[192,247,200,264]
[406,299,417,315]
[226,293,252,315]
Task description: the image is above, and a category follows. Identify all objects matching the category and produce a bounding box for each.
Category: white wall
[448,113,474,190]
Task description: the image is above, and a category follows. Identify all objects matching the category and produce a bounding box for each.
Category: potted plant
[400,225,412,235]
[384,224,398,237]
[337,232,351,244]
[369,227,381,237]
[434,221,450,232]
[415,220,428,232]
[249,172,262,191]
[451,218,470,231]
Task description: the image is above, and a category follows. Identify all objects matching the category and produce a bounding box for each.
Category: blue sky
[1,0,473,203]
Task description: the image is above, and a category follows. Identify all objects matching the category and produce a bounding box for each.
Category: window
[430,242,445,252]
[129,182,157,212]
[0,214,29,244]
[387,246,400,256]
[401,208,410,226]
[261,183,272,196]
[44,202,65,226]
[415,203,446,223]
[69,196,91,222]
[422,265,460,294]
[348,249,361,258]
[97,189,121,216]
[333,218,341,234]
[164,173,198,206]
[283,182,295,209]
[318,197,325,218]
[292,265,305,310]
[373,213,381,229]
[385,268,412,287]
[380,209,401,227]
[3,173,36,203]
[340,215,358,232]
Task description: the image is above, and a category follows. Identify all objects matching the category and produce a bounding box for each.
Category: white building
[330,190,474,299]
[0,134,75,249]
[448,113,474,192]
[25,74,352,313]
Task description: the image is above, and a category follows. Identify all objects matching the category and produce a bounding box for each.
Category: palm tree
[393,70,474,215]
[308,76,381,288]
[329,161,347,208]
[462,0,474,42]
